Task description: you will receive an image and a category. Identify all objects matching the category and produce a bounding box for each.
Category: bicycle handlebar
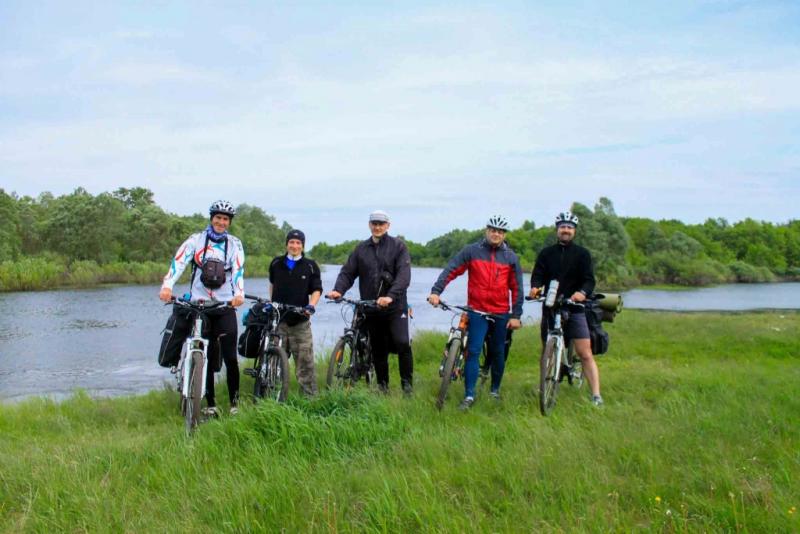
[244,294,307,315]
[436,300,500,318]
[525,295,585,308]
[325,297,378,308]
[170,297,232,311]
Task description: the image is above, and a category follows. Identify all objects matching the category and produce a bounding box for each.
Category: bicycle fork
[182,319,209,400]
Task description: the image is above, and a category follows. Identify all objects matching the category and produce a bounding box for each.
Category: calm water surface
[1,267,798,402]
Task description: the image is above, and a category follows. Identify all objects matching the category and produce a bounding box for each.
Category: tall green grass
[1,311,798,532]
[0,255,272,292]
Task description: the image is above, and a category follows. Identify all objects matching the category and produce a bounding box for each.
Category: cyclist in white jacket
[159,200,245,416]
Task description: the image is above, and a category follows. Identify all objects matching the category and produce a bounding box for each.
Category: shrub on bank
[0,257,65,291]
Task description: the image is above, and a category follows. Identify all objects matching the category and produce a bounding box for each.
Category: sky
[1,1,799,247]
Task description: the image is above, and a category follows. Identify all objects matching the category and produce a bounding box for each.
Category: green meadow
[1,311,798,532]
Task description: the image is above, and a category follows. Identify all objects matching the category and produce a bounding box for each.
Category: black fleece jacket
[333,234,411,315]
[530,241,595,299]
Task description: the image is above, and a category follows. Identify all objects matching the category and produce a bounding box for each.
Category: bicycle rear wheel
[181,350,204,434]
[539,337,561,416]
[436,339,461,410]
[326,337,354,388]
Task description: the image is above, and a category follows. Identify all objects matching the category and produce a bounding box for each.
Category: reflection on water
[1,268,798,402]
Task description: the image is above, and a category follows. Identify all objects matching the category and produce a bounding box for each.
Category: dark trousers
[366,312,413,387]
[203,308,239,406]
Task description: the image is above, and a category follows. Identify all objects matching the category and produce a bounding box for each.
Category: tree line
[310,198,800,288]
[0,187,288,290]
[1,188,797,291]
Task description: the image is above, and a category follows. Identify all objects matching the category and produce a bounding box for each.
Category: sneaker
[489,390,501,401]
[201,406,219,418]
[401,381,413,397]
[458,397,475,411]
[229,406,239,416]
[591,395,604,406]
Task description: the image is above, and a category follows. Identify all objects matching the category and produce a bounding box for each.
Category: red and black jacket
[431,239,524,318]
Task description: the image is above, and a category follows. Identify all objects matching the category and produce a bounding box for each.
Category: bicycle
[530,295,585,416]
[242,294,306,403]
[433,301,497,410]
[170,297,231,434]
[325,297,377,388]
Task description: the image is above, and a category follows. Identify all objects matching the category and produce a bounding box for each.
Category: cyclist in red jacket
[428,215,523,409]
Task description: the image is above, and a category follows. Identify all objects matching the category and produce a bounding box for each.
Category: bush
[728,261,776,283]
[0,257,65,291]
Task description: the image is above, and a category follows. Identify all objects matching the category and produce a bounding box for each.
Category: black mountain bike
[326,297,377,388]
[243,294,305,402]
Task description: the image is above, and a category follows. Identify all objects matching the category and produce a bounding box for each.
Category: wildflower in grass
[654,496,662,504]
[789,506,796,515]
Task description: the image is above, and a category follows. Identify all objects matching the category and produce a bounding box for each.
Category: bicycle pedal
[169,366,178,375]
[244,368,257,377]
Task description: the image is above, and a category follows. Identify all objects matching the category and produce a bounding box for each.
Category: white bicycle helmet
[209,200,236,218]
[486,215,510,231]
[555,211,579,227]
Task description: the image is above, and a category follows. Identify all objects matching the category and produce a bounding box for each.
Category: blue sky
[1,1,798,246]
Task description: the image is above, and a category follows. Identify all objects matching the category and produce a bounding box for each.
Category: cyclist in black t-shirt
[530,211,603,406]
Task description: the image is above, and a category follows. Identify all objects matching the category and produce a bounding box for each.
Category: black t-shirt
[268,255,323,326]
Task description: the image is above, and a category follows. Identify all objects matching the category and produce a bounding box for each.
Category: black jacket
[530,241,595,300]
[269,255,323,325]
[333,234,411,315]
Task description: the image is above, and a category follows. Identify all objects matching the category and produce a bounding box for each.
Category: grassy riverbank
[0,256,275,292]
[1,311,798,532]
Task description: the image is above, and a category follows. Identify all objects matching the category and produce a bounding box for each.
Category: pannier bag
[584,299,610,355]
[237,303,271,359]
[157,305,193,367]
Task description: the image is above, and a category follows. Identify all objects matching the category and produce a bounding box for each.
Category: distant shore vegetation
[1,188,797,292]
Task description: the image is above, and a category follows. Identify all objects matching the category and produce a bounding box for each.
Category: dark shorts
[540,308,590,344]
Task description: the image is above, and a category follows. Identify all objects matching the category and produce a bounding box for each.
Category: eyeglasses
[370,221,388,226]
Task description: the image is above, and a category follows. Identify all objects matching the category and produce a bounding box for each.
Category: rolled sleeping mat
[594,292,623,314]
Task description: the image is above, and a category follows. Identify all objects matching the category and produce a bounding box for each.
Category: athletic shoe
[401,381,413,397]
[229,406,239,416]
[458,397,475,411]
[201,406,219,418]
[489,390,501,400]
[591,395,604,406]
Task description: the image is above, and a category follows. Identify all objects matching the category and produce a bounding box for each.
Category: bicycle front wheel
[182,351,204,434]
[436,339,461,410]
[539,337,561,416]
[255,347,290,402]
[326,337,354,388]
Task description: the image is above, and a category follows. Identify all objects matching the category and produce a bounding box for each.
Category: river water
[1,266,798,402]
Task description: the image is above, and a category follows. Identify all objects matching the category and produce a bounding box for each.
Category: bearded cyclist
[159,200,246,416]
[427,215,524,409]
[529,211,602,406]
